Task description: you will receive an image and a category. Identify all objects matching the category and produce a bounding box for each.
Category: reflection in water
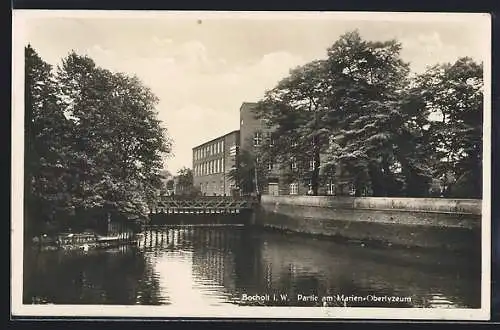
[24,225,481,308]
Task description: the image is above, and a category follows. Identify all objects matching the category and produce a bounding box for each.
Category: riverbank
[255,196,482,251]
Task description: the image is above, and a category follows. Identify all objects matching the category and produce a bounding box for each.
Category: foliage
[253,31,483,198]
[175,167,201,197]
[254,60,330,195]
[228,147,266,195]
[412,57,483,198]
[25,45,172,234]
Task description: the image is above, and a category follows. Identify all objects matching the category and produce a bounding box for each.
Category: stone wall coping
[261,195,482,216]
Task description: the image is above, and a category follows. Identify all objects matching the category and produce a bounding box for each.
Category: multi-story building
[239,102,352,196]
[192,130,240,196]
[239,102,283,195]
[240,102,320,196]
[192,102,353,197]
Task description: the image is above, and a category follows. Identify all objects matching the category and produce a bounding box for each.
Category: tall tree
[254,60,330,195]
[322,31,413,197]
[25,47,172,234]
[413,57,483,198]
[56,51,172,216]
[25,45,75,235]
[255,31,420,196]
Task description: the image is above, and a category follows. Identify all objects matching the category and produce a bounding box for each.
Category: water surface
[23,225,481,308]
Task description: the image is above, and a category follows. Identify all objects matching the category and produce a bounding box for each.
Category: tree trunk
[368,164,385,197]
[312,148,320,195]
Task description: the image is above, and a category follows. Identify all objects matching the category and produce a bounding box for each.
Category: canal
[23,225,481,308]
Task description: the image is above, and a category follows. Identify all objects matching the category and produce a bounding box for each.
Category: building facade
[192,130,240,196]
[191,102,353,197]
[239,102,284,195]
[239,102,352,197]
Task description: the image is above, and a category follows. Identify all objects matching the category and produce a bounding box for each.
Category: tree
[322,31,415,197]
[228,148,266,195]
[254,60,331,195]
[176,167,200,196]
[25,47,173,234]
[255,31,422,197]
[25,45,75,235]
[165,180,175,191]
[413,57,483,198]
[55,51,172,216]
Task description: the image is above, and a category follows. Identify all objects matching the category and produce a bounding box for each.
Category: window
[291,157,297,170]
[349,183,356,196]
[256,155,261,164]
[221,141,224,153]
[326,181,335,195]
[254,131,263,146]
[289,183,298,195]
[229,145,238,157]
[309,159,315,171]
[268,162,274,170]
[291,139,298,147]
[270,135,275,147]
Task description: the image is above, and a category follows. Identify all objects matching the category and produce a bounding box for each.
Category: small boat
[96,235,121,242]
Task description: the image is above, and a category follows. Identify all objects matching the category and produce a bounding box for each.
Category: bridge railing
[150,195,259,215]
[160,195,258,203]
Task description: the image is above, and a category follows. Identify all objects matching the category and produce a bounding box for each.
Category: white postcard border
[11,10,492,320]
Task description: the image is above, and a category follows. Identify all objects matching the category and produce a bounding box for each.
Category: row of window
[194,158,224,176]
[286,157,316,171]
[254,156,315,171]
[253,132,323,148]
[253,131,275,147]
[287,182,355,195]
[194,140,225,160]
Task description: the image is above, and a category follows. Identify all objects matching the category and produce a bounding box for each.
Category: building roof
[239,102,258,111]
[192,129,240,150]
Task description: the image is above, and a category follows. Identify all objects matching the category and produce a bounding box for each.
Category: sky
[15,11,490,174]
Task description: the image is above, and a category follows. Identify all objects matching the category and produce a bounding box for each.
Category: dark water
[23,225,481,308]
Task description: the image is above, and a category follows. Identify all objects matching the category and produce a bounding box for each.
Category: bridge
[150,195,259,216]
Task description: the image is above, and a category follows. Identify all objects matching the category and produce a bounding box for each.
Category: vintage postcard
[11,10,491,320]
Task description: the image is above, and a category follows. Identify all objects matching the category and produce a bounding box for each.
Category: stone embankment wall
[255,196,482,251]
